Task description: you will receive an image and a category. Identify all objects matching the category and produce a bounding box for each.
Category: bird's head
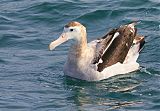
[49,21,86,50]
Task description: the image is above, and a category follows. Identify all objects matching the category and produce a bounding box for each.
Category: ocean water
[0,0,160,111]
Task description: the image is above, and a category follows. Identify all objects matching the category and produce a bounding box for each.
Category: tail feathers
[139,37,145,52]
[133,35,145,52]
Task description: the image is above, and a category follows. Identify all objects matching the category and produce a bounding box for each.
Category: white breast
[63,42,140,81]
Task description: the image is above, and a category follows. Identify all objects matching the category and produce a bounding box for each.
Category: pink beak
[49,33,68,50]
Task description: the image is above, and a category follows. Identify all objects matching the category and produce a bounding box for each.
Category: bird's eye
[70,29,74,32]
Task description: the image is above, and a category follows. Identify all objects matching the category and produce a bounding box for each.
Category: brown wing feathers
[95,23,137,72]
[92,29,117,64]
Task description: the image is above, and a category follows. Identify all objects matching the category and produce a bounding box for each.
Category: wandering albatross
[49,21,145,81]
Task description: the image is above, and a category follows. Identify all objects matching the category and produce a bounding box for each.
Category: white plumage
[49,21,145,81]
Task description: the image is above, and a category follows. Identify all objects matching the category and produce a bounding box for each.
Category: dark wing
[92,28,118,64]
[92,22,139,72]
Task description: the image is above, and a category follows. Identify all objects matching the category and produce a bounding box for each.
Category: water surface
[0,0,160,111]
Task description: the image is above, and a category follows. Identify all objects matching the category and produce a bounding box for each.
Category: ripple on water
[0,0,160,111]
[62,73,144,110]
[0,34,22,47]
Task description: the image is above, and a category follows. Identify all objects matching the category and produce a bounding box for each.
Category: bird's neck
[70,30,88,59]
[75,34,88,57]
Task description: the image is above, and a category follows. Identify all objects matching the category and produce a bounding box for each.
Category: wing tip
[128,20,141,26]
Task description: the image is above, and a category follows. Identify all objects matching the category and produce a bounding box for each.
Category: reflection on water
[63,73,142,110]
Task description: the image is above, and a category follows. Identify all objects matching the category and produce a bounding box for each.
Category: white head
[49,21,86,50]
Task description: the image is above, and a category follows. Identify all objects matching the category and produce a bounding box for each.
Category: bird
[49,21,145,81]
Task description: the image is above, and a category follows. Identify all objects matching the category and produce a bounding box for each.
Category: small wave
[76,7,160,22]
[149,0,160,3]
[77,10,111,21]
[21,2,55,13]
[18,2,67,24]
[0,34,22,48]
[149,105,160,110]
[140,67,160,76]
[0,15,15,23]
[0,59,8,64]
[0,34,22,42]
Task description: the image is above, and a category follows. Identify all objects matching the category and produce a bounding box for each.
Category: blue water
[0,0,160,111]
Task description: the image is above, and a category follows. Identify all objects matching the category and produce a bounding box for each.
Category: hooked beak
[49,33,68,50]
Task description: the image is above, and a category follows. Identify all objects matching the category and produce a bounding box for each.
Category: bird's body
[49,21,145,81]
